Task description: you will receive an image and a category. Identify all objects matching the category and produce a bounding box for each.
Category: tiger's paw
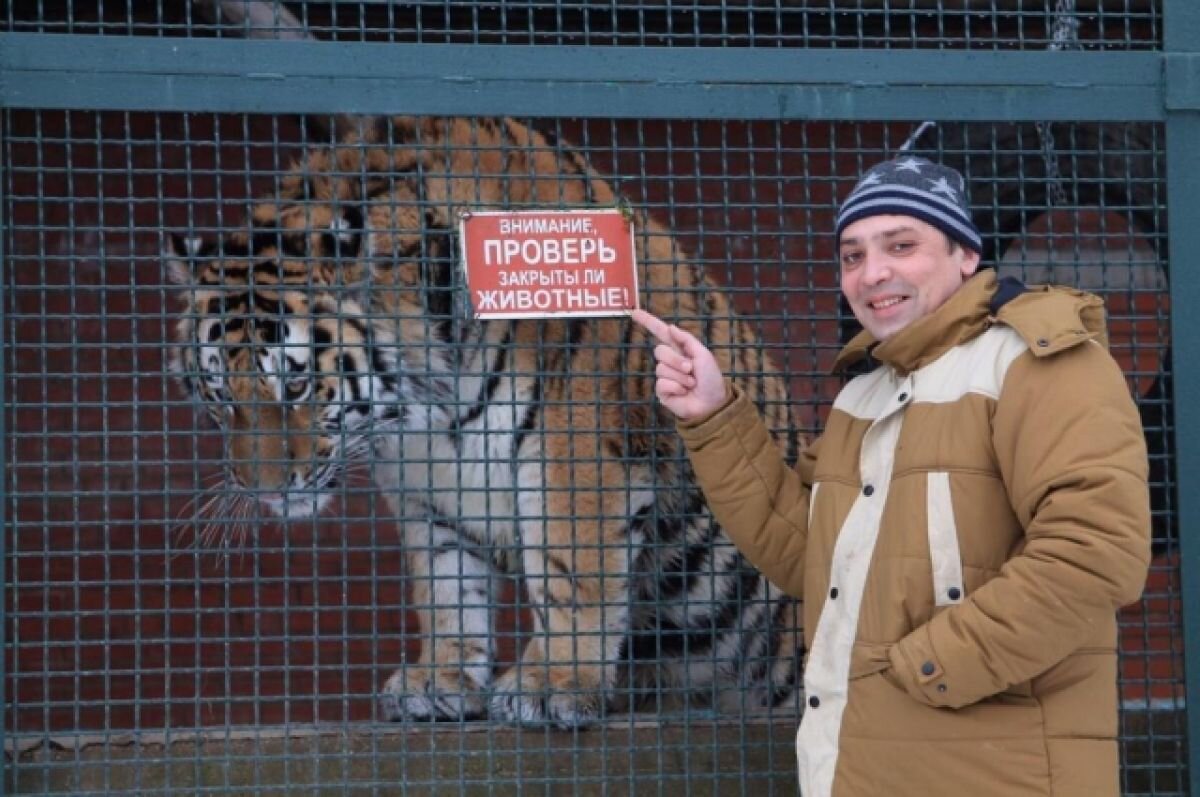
[379,667,487,722]
[489,667,607,728]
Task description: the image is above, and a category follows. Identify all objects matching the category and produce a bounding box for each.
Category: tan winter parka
[678,271,1151,797]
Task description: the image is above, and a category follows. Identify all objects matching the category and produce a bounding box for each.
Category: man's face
[839,215,981,341]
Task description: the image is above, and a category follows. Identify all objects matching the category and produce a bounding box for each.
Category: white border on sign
[457,208,640,320]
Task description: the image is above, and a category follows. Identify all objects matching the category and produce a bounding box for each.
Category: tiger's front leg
[379,520,495,722]
[490,486,635,728]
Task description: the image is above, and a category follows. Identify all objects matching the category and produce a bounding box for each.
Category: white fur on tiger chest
[370,362,656,554]
[371,369,539,548]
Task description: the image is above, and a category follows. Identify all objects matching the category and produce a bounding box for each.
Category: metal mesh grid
[2,1,1162,50]
[2,110,1183,793]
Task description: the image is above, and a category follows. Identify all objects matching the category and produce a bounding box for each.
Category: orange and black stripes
[169,115,802,727]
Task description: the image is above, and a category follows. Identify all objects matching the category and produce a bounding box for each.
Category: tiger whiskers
[339,460,378,495]
[216,489,257,550]
[170,470,261,564]
[168,470,229,557]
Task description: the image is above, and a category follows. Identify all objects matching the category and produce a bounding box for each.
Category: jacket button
[809,695,820,709]
[1037,338,1050,348]
[937,684,947,693]
[948,587,962,601]
[921,661,935,676]
[863,485,875,497]
[829,587,839,599]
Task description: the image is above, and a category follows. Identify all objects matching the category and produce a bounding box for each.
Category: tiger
[167,115,802,728]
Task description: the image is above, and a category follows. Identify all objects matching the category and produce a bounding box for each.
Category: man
[632,157,1150,796]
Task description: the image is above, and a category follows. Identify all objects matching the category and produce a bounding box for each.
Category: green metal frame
[1165,3,1200,796]
[0,35,1170,120]
[0,110,6,797]
[1,6,1199,794]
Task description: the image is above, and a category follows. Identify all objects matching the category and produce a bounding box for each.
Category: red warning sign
[459,209,639,320]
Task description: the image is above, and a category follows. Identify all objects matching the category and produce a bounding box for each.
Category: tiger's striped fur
[168,115,802,727]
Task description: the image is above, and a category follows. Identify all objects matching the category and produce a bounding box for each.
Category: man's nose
[861,251,891,284]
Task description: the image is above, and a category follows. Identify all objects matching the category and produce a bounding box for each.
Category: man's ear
[959,246,982,279]
[166,234,208,286]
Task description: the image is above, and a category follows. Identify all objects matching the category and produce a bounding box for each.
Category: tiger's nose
[231,453,288,494]
[229,406,289,492]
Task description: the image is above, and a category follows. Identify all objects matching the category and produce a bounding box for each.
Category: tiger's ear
[166,233,215,286]
[316,208,370,288]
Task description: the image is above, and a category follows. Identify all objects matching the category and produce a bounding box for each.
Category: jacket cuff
[888,625,953,708]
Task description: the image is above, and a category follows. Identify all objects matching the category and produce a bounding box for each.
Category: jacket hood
[833,271,1109,375]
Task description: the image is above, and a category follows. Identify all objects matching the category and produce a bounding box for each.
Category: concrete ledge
[7,716,800,795]
[8,708,1187,795]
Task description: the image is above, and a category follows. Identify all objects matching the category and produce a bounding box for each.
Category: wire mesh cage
[0,1,1187,795]
[3,0,1163,50]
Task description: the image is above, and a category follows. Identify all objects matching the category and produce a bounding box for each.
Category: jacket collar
[833,271,997,376]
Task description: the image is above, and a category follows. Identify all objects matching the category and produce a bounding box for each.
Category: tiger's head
[166,226,401,520]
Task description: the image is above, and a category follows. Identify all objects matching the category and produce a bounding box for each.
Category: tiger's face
[168,236,398,519]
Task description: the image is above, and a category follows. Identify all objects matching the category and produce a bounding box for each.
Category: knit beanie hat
[835,157,982,254]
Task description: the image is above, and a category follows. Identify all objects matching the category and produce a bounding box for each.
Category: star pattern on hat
[927,176,960,200]
[857,172,883,188]
[837,156,980,253]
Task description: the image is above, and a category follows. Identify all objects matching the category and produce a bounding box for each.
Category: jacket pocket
[849,642,892,680]
[1000,680,1035,699]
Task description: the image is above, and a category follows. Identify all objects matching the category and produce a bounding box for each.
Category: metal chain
[1038,0,1082,206]
[904,1,1082,203]
[1048,0,1082,45]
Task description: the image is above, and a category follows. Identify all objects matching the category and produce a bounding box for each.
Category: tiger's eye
[284,376,310,401]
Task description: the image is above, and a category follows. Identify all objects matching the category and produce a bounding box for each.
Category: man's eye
[841,252,862,267]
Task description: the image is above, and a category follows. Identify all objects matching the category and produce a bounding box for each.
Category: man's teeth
[872,297,904,309]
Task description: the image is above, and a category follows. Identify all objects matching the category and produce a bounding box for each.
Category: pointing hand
[631,308,729,421]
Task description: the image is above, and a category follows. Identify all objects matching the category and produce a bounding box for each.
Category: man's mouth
[868,295,909,311]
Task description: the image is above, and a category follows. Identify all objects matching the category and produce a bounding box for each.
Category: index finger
[630,308,680,352]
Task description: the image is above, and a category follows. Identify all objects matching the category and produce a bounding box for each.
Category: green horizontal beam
[0,33,1167,121]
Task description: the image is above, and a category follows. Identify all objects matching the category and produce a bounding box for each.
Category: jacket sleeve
[676,382,814,598]
[888,341,1151,709]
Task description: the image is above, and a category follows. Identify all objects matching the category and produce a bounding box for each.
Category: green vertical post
[0,109,8,797]
[1165,2,1200,794]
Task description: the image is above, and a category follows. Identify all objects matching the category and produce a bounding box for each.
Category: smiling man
[632,156,1151,796]
[835,158,983,342]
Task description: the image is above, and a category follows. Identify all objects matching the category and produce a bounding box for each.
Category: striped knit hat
[835,157,982,254]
